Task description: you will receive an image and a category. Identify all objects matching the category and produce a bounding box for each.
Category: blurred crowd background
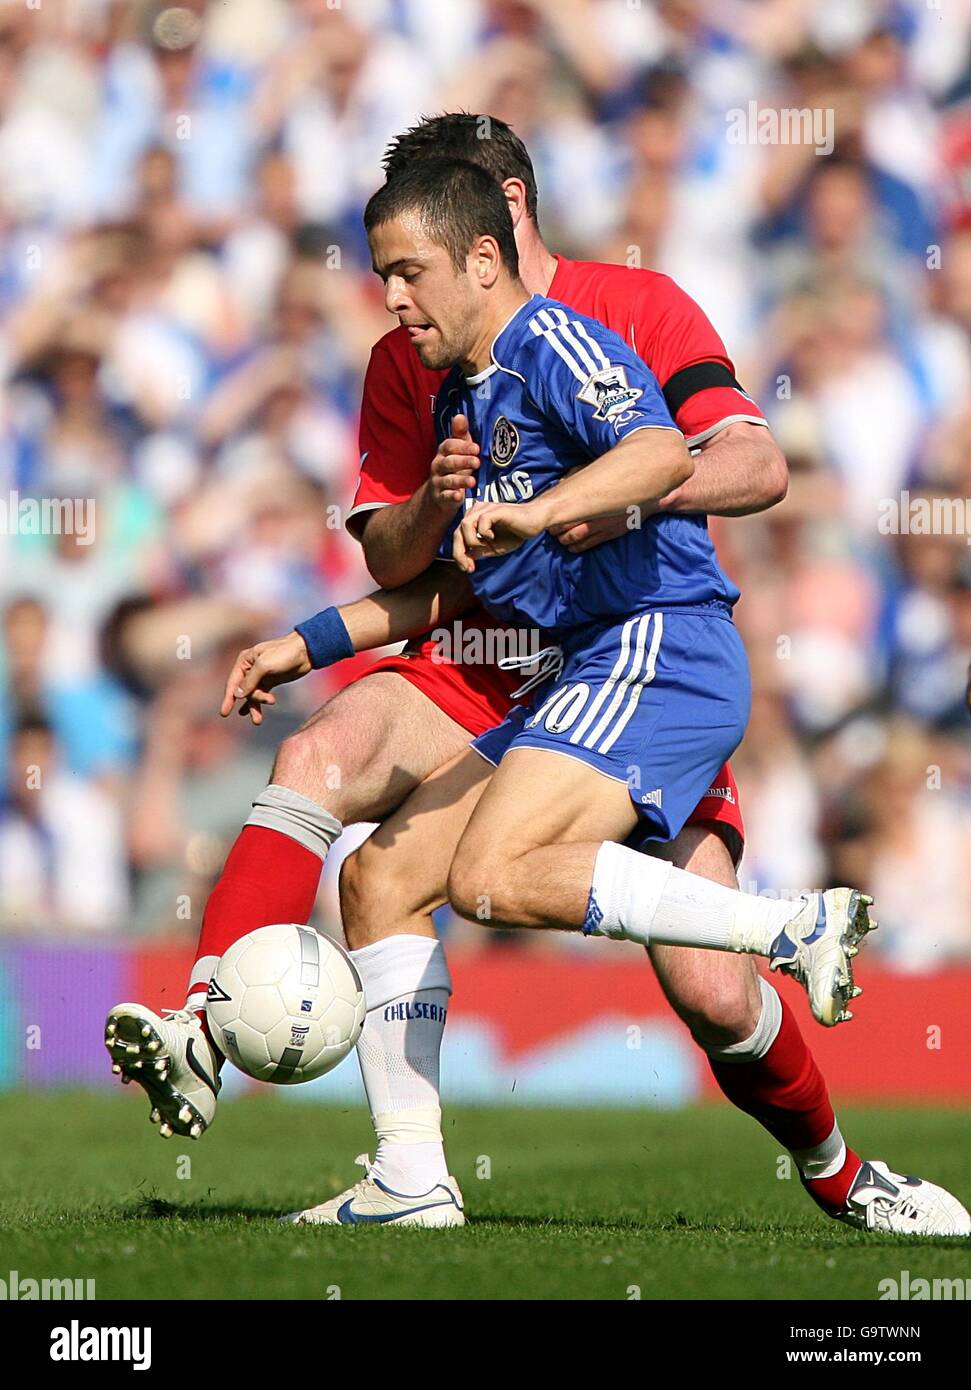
[0,0,969,970]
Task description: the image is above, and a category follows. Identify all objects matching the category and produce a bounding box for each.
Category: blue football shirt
[436,295,741,636]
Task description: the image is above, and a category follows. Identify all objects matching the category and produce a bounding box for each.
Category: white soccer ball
[206,924,365,1084]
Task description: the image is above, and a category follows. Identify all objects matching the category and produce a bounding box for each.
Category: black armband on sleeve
[662,362,745,418]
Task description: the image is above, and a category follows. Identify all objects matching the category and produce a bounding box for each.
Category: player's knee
[446,850,506,928]
[658,950,761,1045]
[683,982,762,1049]
[445,857,477,923]
[273,725,327,787]
[272,720,349,816]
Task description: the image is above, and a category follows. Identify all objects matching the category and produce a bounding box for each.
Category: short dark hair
[364,158,520,278]
[383,113,538,221]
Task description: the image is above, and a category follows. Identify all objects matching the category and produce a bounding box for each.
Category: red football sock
[185,826,323,1020]
[707,996,861,1212]
[801,1148,864,1216]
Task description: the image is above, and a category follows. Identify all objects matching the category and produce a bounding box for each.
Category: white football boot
[838,1160,971,1236]
[105,1003,221,1139]
[282,1154,466,1228]
[768,887,876,1027]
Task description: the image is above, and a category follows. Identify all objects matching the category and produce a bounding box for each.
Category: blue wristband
[294,606,355,670]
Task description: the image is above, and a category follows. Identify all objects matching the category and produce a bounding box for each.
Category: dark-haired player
[291,156,957,1237]
[105,117,968,1242]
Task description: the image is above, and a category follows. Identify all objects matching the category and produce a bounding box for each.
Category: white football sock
[350,935,451,1196]
[586,841,802,955]
[792,1121,848,1181]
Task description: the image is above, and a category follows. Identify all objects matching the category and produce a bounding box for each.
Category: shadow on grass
[125,1197,777,1238]
[126,1195,284,1222]
[123,1196,962,1248]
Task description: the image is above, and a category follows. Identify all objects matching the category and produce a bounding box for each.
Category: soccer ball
[206,924,366,1084]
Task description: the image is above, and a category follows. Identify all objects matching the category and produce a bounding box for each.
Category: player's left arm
[645,280,787,516]
[455,319,700,570]
[455,427,693,571]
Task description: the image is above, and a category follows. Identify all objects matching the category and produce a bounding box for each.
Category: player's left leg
[446,744,871,1029]
[646,826,867,1219]
[448,609,874,1025]
[446,745,637,925]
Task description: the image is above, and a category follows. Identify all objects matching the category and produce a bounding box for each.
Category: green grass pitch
[2,1093,970,1300]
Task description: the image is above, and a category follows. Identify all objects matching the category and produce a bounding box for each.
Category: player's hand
[453,499,546,573]
[220,631,312,726]
[549,512,632,553]
[427,414,479,509]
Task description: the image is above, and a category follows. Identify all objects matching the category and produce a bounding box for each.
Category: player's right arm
[359,421,481,587]
[335,563,474,655]
[348,333,478,588]
[220,564,474,725]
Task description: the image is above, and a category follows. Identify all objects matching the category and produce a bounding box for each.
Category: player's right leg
[644,829,868,1225]
[283,747,492,1226]
[106,672,473,1139]
[185,671,474,1009]
[643,827,969,1236]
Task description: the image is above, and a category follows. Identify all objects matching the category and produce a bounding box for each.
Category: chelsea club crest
[491,415,520,466]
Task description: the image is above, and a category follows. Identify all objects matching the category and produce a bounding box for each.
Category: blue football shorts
[471,606,752,843]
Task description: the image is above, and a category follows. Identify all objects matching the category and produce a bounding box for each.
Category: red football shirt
[347,255,766,535]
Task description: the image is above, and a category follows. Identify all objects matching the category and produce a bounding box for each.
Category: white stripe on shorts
[598,612,664,754]
[568,615,641,746]
[583,614,653,750]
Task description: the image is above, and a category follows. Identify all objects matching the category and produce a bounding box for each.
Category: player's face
[369,213,478,370]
